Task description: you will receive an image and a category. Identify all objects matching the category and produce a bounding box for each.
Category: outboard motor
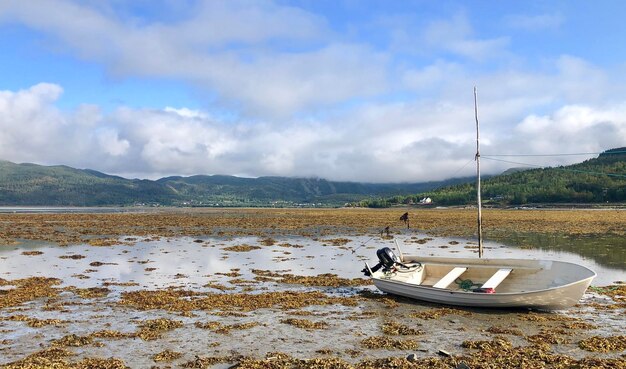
[362,247,400,276]
[376,247,399,270]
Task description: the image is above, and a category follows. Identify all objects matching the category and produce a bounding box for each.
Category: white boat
[364,244,596,310]
[362,88,596,310]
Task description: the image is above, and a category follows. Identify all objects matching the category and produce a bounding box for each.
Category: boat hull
[373,275,594,310]
[369,256,596,310]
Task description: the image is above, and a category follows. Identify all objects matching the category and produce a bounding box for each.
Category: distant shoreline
[1,202,626,214]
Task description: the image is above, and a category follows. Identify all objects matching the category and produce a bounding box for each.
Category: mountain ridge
[4,148,624,208]
[0,160,465,207]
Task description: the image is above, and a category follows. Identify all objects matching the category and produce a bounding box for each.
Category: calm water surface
[0,234,622,287]
[495,232,625,271]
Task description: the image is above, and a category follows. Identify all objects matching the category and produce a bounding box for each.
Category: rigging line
[481,157,626,178]
[450,158,475,178]
[423,158,476,193]
[483,150,626,157]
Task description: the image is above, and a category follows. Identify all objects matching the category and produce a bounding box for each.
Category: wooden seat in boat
[481,268,512,290]
[433,267,467,289]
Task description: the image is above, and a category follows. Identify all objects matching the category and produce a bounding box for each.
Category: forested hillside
[4,148,623,207]
[358,148,626,207]
[0,160,453,206]
[158,175,474,206]
[0,161,175,206]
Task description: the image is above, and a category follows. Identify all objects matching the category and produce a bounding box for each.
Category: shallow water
[496,232,626,271]
[1,234,624,366]
[0,233,622,288]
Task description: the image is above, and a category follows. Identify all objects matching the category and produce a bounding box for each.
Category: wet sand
[0,208,625,368]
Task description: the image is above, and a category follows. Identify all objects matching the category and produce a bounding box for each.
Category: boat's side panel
[373,276,594,310]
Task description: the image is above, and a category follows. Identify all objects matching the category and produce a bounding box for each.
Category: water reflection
[0,234,623,289]
[492,232,626,270]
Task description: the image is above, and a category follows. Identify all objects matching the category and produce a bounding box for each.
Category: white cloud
[205,43,388,116]
[402,61,464,91]
[164,107,208,119]
[0,83,66,161]
[111,106,237,174]
[96,128,130,156]
[73,104,102,127]
[422,13,510,61]
[481,103,626,170]
[554,55,610,103]
[179,0,328,46]
[506,13,564,31]
[1,82,625,182]
[0,0,385,117]
[515,104,626,139]
[448,38,510,61]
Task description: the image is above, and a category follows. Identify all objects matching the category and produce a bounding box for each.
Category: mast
[474,86,484,258]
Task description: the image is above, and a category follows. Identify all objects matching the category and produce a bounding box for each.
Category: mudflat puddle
[0,234,624,367]
[1,234,622,288]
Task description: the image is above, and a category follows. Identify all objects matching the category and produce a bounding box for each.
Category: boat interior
[383,261,555,293]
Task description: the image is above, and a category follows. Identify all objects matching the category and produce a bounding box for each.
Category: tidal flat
[0,208,624,368]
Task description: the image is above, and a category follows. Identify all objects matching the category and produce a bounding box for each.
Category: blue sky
[1,0,625,182]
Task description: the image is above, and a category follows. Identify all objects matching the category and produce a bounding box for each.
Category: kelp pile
[194,321,260,334]
[1,347,128,369]
[0,277,62,309]
[409,307,472,320]
[3,314,66,328]
[360,336,419,350]
[152,349,182,362]
[119,289,357,312]
[219,347,626,369]
[579,335,626,352]
[223,244,262,252]
[381,321,423,336]
[135,318,184,341]
[252,269,370,287]
[280,318,328,330]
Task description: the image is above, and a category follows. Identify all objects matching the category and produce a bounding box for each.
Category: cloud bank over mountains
[1,1,625,182]
[2,82,624,182]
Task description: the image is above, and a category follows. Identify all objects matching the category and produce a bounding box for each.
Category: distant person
[400,212,409,228]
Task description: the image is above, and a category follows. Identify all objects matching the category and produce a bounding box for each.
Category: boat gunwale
[401,255,597,269]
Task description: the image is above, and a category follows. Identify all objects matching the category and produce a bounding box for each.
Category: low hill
[0,160,465,207]
[359,148,626,207]
[0,160,175,206]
